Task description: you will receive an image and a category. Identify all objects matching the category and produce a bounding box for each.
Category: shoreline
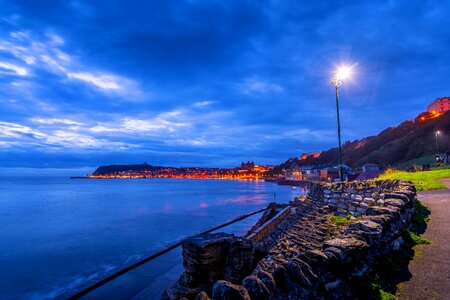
[71,176,273,181]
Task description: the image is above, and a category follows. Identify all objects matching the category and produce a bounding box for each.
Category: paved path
[398,178,450,300]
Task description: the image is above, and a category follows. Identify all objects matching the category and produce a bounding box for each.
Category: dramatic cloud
[0,0,449,168]
[0,61,28,75]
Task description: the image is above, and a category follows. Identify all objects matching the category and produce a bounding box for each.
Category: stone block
[255,270,276,293]
[356,206,367,214]
[349,220,382,235]
[212,280,250,300]
[384,198,405,208]
[324,237,369,250]
[363,197,375,204]
[392,237,404,251]
[195,291,211,300]
[352,211,362,217]
[337,203,347,210]
[242,275,270,300]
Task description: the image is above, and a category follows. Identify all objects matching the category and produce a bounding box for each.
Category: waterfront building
[285,166,303,181]
[350,163,382,181]
[319,166,339,181]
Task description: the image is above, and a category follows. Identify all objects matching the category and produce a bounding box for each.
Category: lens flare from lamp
[336,66,352,80]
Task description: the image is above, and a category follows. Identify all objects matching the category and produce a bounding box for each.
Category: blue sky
[0,0,449,168]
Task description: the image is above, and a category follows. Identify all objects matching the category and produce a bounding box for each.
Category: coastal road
[398,178,450,300]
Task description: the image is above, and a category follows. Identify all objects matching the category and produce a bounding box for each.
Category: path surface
[398,178,450,300]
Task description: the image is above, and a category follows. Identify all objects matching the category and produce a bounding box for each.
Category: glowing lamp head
[336,66,352,80]
[332,65,353,87]
[436,131,440,135]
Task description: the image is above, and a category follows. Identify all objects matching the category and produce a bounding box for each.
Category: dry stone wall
[162,180,417,300]
[309,180,405,216]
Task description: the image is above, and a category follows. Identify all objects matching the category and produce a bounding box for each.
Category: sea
[0,171,303,300]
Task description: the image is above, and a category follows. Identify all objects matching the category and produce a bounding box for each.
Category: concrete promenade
[398,178,450,300]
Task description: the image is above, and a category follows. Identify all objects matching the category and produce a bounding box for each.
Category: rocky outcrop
[162,180,417,299]
[212,280,250,300]
[162,233,258,300]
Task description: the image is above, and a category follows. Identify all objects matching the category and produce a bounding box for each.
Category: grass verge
[377,168,450,191]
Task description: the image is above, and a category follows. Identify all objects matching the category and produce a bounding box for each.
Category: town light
[435,131,441,155]
[331,65,353,181]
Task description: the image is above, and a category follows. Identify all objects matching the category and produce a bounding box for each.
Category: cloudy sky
[0,0,449,168]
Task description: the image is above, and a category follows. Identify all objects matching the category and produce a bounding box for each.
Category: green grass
[378,286,396,300]
[330,214,361,226]
[406,201,431,245]
[367,281,396,300]
[377,168,450,191]
[407,231,430,245]
[411,201,430,230]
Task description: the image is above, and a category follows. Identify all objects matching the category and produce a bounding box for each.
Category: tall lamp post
[331,67,352,182]
[435,131,440,155]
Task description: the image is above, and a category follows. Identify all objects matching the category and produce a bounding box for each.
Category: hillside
[277,111,450,170]
[92,163,166,175]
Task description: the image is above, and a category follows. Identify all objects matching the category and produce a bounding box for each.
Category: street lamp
[331,66,352,181]
[435,131,440,155]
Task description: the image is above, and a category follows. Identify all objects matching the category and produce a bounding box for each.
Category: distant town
[85,160,380,183]
[86,161,275,180]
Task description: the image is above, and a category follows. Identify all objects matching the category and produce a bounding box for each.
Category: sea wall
[162,180,417,300]
[247,206,291,243]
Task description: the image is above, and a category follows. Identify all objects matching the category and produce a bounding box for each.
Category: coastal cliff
[162,180,417,299]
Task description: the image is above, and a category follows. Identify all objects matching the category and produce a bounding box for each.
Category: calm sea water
[0,175,301,299]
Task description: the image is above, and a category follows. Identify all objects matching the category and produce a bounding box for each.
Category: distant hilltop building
[427,97,450,114]
[416,97,450,122]
[240,161,255,170]
[238,161,271,172]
